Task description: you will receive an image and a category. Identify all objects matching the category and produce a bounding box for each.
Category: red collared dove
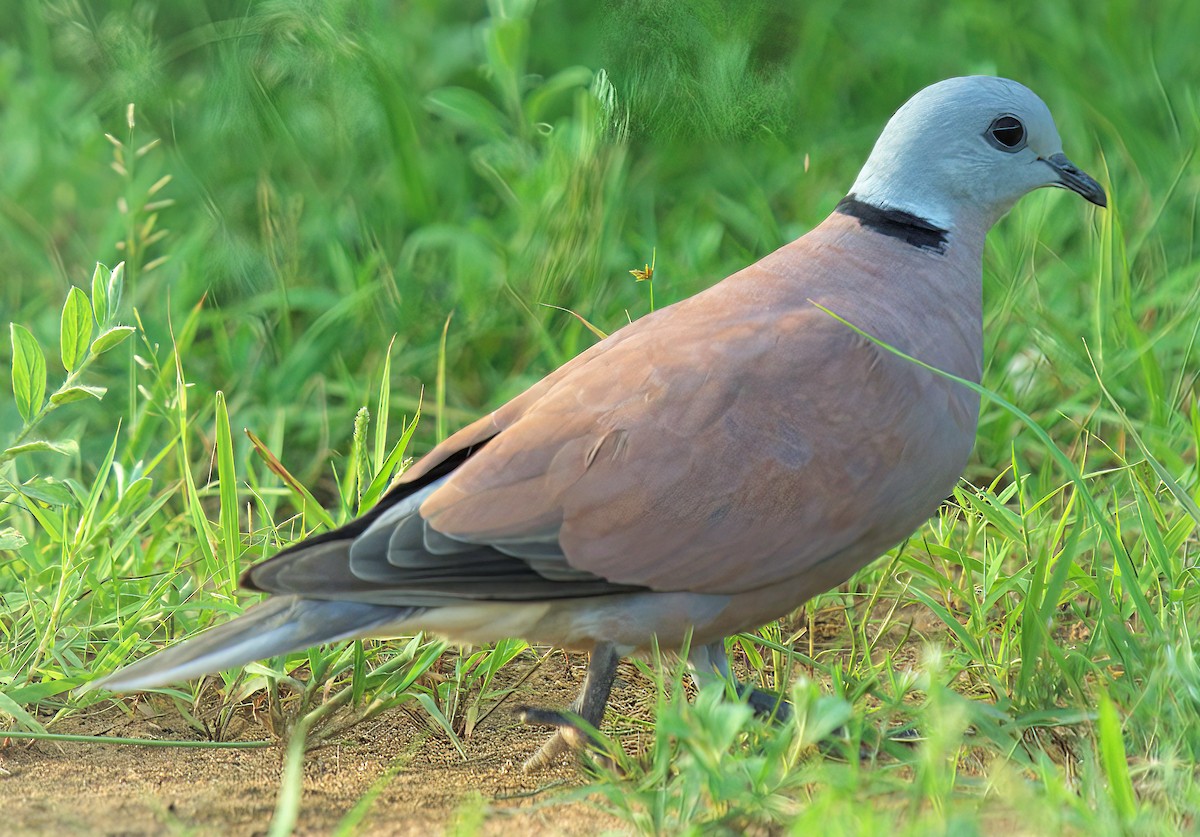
[97,76,1105,769]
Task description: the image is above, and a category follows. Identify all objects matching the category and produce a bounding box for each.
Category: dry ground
[1,653,634,836]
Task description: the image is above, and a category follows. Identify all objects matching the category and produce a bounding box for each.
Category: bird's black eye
[987,115,1026,151]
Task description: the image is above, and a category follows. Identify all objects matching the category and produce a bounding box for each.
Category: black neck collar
[835,194,949,254]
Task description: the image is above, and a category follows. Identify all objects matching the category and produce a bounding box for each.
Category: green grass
[2,0,1200,833]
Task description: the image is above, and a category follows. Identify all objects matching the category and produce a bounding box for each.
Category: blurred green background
[5,0,1196,476]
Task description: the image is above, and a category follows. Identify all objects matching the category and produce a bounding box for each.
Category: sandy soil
[1,653,633,836]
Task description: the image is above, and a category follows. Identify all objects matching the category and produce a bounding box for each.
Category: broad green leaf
[1,439,79,460]
[60,286,93,372]
[50,384,107,405]
[484,15,528,108]
[90,325,135,355]
[10,323,46,423]
[0,691,47,733]
[1,679,79,704]
[424,87,508,140]
[90,262,109,325]
[0,527,28,551]
[106,261,126,317]
[17,476,75,506]
[115,476,153,515]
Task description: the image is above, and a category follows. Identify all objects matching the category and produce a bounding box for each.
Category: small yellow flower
[629,248,656,282]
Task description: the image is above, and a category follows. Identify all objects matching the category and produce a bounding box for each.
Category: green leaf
[106,261,126,320]
[90,262,109,326]
[60,286,93,372]
[373,336,395,474]
[90,326,135,355]
[0,690,48,733]
[436,312,452,442]
[74,429,119,551]
[0,527,28,551]
[360,408,421,511]
[1,439,79,460]
[17,476,76,506]
[1,679,80,704]
[215,391,240,594]
[115,476,153,516]
[268,712,312,837]
[1097,690,1137,823]
[424,87,509,140]
[524,65,594,123]
[10,323,47,424]
[484,15,529,109]
[50,384,107,405]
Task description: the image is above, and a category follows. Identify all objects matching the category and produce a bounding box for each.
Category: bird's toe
[516,705,620,773]
[743,685,792,722]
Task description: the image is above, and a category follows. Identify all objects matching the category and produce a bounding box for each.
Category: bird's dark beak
[1043,152,1107,207]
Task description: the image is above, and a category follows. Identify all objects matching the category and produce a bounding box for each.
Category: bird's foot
[689,641,793,723]
[812,724,922,762]
[742,685,793,722]
[517,643,622,773]
[517,705,619,773]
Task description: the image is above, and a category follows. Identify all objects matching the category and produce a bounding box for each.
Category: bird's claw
[743,685,793,722]
[516,704,619,774]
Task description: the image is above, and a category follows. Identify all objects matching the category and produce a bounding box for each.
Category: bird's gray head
[848,76,1106,234]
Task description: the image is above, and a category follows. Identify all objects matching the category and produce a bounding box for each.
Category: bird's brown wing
[417,294,920,595]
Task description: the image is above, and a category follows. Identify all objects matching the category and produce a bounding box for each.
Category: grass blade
[215,391,241,594]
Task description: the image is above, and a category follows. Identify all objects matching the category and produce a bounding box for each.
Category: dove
[97,76,1105,771]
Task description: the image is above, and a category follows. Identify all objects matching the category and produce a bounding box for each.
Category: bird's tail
[93,596,420,692]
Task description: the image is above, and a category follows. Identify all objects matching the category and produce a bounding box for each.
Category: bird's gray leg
[687,639,792,721]
[518,642,621,772]
[687,639,732,686]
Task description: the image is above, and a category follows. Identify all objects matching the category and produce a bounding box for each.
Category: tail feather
[94,596,421,692]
